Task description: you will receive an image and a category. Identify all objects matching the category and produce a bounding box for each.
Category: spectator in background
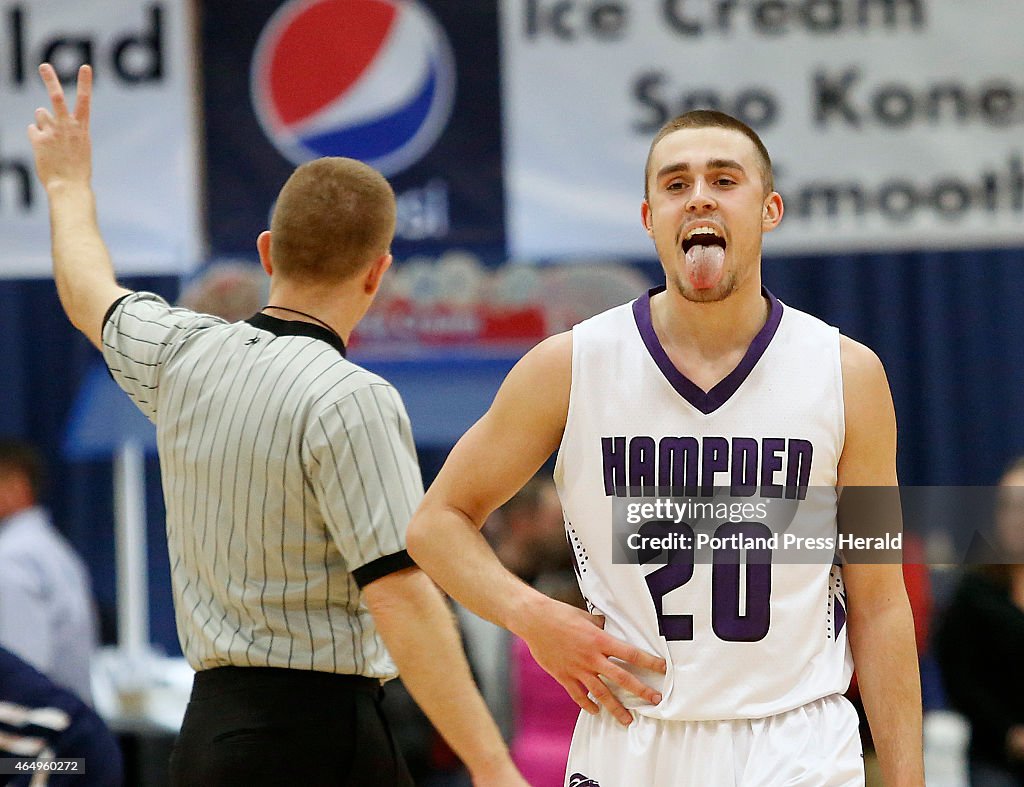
[937,456,1024,786]
[493,475,571,587]
[0,439,99,706]
[177,260,268,321]
[0,644,122,786]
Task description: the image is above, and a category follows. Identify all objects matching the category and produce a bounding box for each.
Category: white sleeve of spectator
[0,562,55,676]
[307,382,424,572]
[100,292,225,422]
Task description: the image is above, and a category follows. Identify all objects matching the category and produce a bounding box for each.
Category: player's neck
[654,276,769,359]
[649,280,770,393]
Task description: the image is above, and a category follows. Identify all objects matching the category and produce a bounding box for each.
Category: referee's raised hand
[25,62,127,351]
[28,63,93,190]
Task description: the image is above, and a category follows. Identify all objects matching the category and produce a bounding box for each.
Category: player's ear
[256,231,273,276]
[641,201,654,237]
[761,192,784,232]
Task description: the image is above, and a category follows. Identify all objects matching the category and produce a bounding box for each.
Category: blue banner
[201,0,506,259]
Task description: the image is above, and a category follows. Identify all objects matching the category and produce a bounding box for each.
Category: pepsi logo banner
[251,0,455,176]
[0,0,200,279]
[500,0,1024,258]
[203,0,505,259]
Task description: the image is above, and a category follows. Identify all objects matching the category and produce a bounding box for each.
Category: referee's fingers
[73,64,93,126]
[34,108,54,131]
[38,63,69,118]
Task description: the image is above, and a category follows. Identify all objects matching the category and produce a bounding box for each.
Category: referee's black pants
[169,666,414,786]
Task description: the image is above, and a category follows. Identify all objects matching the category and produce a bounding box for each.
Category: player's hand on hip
[27,63,93,190]
[519,597,666,726]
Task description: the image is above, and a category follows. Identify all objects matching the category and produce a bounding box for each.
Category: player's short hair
[270,157,396,283]
[643,110,774,201]
[0,438,45,501]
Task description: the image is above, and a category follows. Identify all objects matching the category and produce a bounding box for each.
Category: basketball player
[28,64,526,786]
[407,110,925,785]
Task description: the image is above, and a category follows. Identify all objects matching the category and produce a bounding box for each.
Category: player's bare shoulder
[499,330,572,402]
[482,330,573,453]
[838,334,897,485]
[838,334,891,406]
[521,330,572,382]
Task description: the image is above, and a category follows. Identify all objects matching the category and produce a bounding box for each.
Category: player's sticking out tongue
[682,227,726,289]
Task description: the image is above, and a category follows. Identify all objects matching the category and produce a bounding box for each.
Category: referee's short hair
[0,438,45,501]
[270,157,397,284]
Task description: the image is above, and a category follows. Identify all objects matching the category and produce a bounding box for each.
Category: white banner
[0,0,201,278]
[500,0,1024,258]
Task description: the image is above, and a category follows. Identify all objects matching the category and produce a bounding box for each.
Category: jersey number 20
[640,521,772,642]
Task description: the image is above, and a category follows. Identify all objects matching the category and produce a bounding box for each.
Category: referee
[29,64,526,786]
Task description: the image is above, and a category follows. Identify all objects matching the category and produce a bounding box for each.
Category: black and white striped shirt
[101,292,422,677]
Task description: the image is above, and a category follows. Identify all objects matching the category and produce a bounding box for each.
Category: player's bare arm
[407,332,666,726]
[838,335,925,787]
[363,567,526,787]
[27,64,130,350]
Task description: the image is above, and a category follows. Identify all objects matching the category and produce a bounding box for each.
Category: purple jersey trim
[834,594,847,639]
[632,285,783,415]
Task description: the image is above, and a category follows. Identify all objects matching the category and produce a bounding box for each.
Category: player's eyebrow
[707,158,745,174]
[656,159,746,180]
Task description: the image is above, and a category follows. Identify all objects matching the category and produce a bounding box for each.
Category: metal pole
[113,440,149,658]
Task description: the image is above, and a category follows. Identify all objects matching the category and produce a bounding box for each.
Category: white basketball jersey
[554,287,854,721]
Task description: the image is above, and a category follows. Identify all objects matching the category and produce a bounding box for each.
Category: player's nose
[685,178,716,212]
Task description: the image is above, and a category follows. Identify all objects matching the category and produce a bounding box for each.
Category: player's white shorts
[564,693,864,787]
